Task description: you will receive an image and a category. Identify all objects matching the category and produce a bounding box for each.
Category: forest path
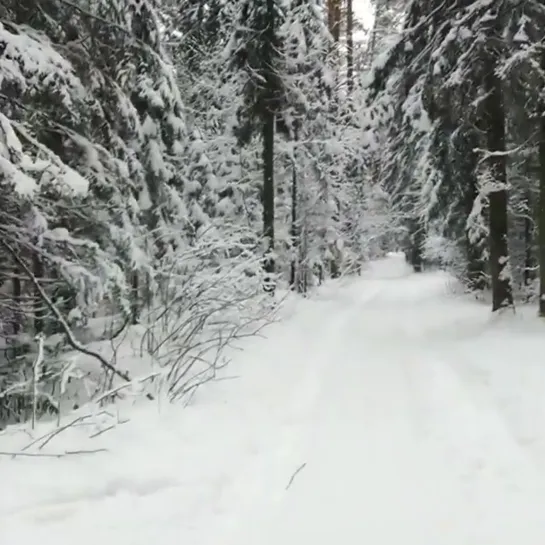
[227,255,545,544]
[3,254,545,544]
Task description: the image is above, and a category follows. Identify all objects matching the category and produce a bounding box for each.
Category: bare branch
[0,449,107,458]
[0,240,154,401]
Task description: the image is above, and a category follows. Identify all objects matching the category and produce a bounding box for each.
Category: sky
[353,0,375,30]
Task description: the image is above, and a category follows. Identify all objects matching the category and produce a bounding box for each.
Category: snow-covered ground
[3,253,545,544]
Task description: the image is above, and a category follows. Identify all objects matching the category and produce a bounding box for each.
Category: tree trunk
[539,52,545,315]
[289,168,297,289]
[523,190,535,293]
[33,253,45,334]
[262,0,276,292]
[406,218,423,272]
[12,271,22,361]
[327,0,341,42]
[483,48,513,311]
[131,271,139,325]
[262,107,275,289]
[12,272,21,336]
[346,0,354,91]
[290,128,300,291]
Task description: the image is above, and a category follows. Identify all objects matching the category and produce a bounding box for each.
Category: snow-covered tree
[362,0,545,311]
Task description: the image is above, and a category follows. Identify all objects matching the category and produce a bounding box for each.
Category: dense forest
[1,0,544,427]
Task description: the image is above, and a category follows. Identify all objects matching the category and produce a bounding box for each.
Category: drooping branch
[365,0,449,101]
[1,241,153,400]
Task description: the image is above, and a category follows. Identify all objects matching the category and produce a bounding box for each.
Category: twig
[110,316,130,341]
[22,414,93,451]
[286,462,307,490]
[0,451,63,458]
[0,449,107,458]
[94,371,160,404]
[64,449,108,456]
[89,424,116,438]
[93,382,132,404]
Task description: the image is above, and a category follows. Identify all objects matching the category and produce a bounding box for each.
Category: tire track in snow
[218,286,381,544]
[228,261,545,545]
[437,342,545,477]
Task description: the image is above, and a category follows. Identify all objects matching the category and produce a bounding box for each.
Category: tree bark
[346,0,354,91]
[327,0,341,42]
[262,106,275,283]
[131,271,139,325]
[483,47,513,311]
[290,129,299,291]
[12,272,21,336]
[539,51,545,315]
[523,190,535,293]
[33,252,45,334]
[262,0,276,291]
[406,218,423,272]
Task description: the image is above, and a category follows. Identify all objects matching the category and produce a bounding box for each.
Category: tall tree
[346,0,354,91]
[481,7,512,310]
[229,0,288,290]
[363,0,519,308]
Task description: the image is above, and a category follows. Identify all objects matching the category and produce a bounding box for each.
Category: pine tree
[228,0,288,291]
[363,0,526,310]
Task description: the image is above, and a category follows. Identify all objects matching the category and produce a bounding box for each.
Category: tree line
[367,0,545,314]
[0,0,391,425]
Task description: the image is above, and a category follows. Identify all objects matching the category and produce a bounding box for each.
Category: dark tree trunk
[346,0,354,91]
[290,129,299,291]
[12,271,22,361]
[330,255,340,278]
[289,172,297,289]
[33,253,45,334]
[261,0,276,292]
[12,272,21,336]
[406,219,423,272]
[131,271,139,325]
[483,47,513,311]
[466,237,486,290]
[539,52,545,316]
[523,190,535,292]
[327,0,341,42]
[262,112,275,278]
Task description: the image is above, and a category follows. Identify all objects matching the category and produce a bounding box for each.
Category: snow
[4,254,545,543]
[0,23,82,102]
[0,113,37,195]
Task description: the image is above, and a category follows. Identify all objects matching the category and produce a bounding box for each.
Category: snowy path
[228,259,545,545]
[3,254,545,544]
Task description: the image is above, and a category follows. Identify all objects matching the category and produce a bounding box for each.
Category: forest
[0,0,544,428]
